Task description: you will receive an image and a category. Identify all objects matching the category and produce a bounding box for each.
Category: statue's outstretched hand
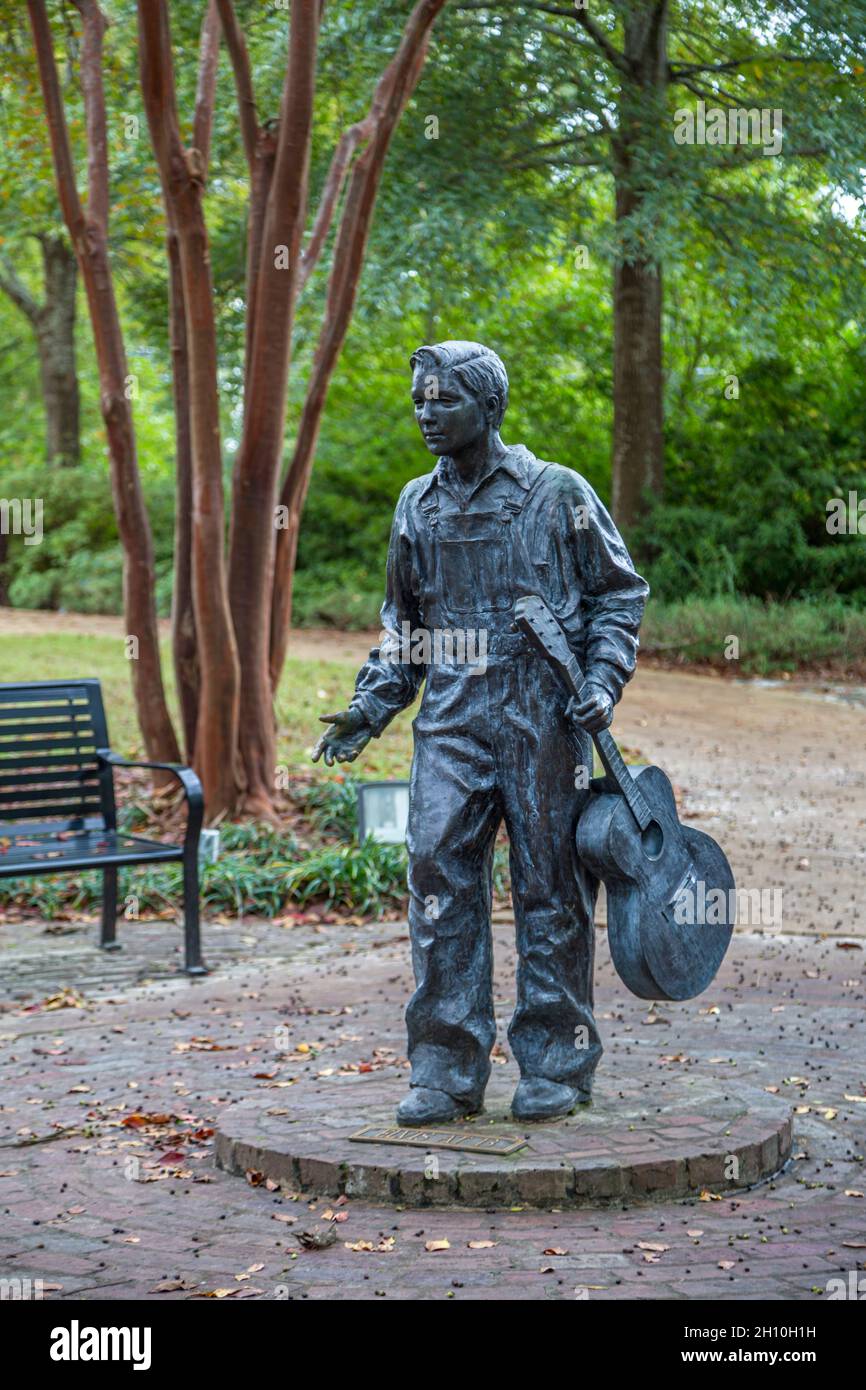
[312,707,372,766]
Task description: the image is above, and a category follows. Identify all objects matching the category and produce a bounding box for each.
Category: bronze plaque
[348,1124,527,1156]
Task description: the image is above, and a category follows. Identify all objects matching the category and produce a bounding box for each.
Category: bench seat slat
[0,752,100,772]
[0,830,182,876]
[0,768,102,790]
[0,799,104,822]
[0,735,98,758]
[0,703,92,722]
[0,683,96,703]
[0,719,95,740]
[0,782,101,807]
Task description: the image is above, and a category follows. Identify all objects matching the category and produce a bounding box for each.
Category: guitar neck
[562,654,652,832]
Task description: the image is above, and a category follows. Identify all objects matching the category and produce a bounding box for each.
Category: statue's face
[411,364,489,456]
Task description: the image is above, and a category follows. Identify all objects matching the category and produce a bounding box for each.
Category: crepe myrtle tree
[29,0,448,819]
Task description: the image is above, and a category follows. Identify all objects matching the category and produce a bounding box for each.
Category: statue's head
[410,340,509,457]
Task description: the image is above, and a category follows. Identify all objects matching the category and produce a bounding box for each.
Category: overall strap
[498,460,550,523]
[506,462,552,595]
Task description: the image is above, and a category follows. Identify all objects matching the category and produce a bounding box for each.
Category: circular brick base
[215,1068,792,1209]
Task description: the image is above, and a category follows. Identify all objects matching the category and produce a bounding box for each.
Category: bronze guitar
[514,594,735,1001]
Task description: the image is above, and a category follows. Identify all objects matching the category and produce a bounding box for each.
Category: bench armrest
[96,749,204,847]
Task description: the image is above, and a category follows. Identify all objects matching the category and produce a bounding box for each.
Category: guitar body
[513,594,736,1002]
[576,765,735,1001]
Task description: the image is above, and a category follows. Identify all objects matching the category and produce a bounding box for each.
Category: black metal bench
[0,679,206,974]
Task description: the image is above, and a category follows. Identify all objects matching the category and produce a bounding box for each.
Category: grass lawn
[0,631,416,780]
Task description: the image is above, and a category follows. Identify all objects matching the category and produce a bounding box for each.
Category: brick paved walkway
[1,914,864,1300]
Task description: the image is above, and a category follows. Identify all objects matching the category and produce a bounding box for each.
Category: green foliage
[292,566,383,631]
[279,838,408,915]
[1,0,866,645]
[642,596,866,674]
[296,775,361,840]
[634,351,866,604]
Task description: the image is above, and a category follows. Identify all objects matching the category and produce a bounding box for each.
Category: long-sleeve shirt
[350,444,649,737]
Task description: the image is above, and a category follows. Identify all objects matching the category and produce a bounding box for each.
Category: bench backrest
[0,680,114,835]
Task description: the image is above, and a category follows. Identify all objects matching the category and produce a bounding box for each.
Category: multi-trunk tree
[28,0,448,819]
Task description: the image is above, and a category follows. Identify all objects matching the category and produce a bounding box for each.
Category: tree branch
[573,6,632,78]
[72,0,110,236]
[0,256,41,323]
[671,53,819,79]
[215,0,258,167]
[299,114,375,293]
[193,0,220,175]
[27,0,87,242]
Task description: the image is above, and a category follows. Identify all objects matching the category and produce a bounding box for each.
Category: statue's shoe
[395,1086,481,1127]
[511,1077,590,1122]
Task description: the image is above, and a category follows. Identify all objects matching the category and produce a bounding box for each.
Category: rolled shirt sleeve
[567,476,649,704]
[349,482,427,737]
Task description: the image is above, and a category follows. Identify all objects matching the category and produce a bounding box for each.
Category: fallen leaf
[425,1239,450,1252]
[468,1240,496,1249]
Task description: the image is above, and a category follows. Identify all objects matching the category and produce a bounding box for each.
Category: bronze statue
[314,341,649,1124]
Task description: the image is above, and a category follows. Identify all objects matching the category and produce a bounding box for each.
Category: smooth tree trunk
[610,1,668,528]
[28,0,180,771]
[169,2,219,765]
[268,0,447,688]
[138,0,242,820]
[36,234,80,467]
[611,187,664,526]
[0,233,80,466]
[225,0,320,818]
[167,227,199,761]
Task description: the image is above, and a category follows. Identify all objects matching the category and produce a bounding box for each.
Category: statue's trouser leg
[405,726,501,1105]
[498,658,603,1094]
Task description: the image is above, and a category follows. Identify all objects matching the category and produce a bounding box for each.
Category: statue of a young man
[314,341,648,1124]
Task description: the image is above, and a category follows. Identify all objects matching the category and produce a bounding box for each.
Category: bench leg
[182,850,207,976]
[100,867,121,951]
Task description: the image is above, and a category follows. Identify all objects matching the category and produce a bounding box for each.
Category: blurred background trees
[0,0,864,645]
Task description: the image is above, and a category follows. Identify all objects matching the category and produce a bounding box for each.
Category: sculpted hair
[410,340,509,428]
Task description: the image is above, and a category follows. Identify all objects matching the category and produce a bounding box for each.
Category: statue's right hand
[311,707,372,767]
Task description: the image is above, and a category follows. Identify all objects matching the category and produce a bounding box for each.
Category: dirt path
[4,606,863,938]
[616,667,866,939]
